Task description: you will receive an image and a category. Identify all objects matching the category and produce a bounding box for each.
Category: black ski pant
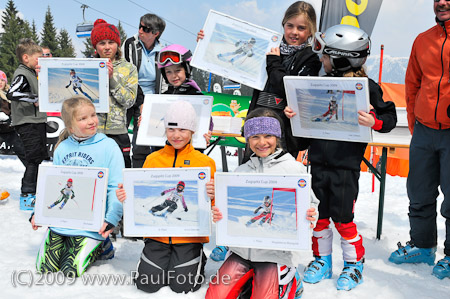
[311,164,360,224]
[135,239,206,293]
[407,121,450,255]
[151,200,177,214]
[0,130,26,166]
[106,133,131,168]
[15,123,48,194]
[126,104,150,168]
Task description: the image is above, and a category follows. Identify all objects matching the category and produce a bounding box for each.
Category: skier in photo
[65,69,93,101]
[246,195,274,226]
[48,178,75,210]
[320,95,338,121]
[150,181,188,217]
[217,37,256,65]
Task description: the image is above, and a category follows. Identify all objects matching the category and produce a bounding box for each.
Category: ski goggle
[139,24,153,33]
[312,31,370,57]
[157,50,192,67]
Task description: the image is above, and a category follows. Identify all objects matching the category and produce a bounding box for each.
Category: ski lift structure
[76,5,93,38]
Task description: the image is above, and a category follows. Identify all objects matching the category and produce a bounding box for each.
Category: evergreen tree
[117,21,127,47]
[30,20,40,44]
[40,6,58,55]
[81,38,95,58]
[0,0,28,79]
[56,29,75,57]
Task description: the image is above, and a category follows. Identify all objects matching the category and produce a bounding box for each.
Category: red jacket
[406,19,450,133]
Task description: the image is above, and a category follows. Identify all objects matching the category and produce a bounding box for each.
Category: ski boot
[20,193,35,211]
[245,220,254,227]
[210,246,228,261]
[303,255,332,284]
[389,241,436,265]
[336,259,364,291]
[97,236,115,260]
[294,269,304,299]
[432,256,450,279]
[59,202,66,209]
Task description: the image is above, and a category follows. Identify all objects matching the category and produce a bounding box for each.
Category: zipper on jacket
[172,149,178,167]
[436,23,447,128]
[169,237,172,244]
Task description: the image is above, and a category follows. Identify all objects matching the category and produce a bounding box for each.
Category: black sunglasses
[139,24,153,33]
[42,53,51,57]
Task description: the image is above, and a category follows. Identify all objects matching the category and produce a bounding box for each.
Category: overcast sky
[1,0,436,58]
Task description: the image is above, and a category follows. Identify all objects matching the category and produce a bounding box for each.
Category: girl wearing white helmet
[285,24,397,291]
[116,100,216,294]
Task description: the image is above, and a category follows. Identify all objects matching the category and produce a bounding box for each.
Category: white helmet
[313,24,371,72]
[264,196,272,205]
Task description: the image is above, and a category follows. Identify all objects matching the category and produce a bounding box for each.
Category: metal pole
[376,147,388,240]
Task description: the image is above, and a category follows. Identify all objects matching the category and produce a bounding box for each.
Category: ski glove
[161,191,165,196]
[71,195,75,199]
[65,85,69,88]
[184,207,188,212]
[104,222,115,232]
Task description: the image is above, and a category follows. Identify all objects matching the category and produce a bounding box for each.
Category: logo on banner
[298,179,307,188]
[355,83,363,90]
[198,172,206,180]
[98,171,105,178]
[99,62,106,68]
[271,35,279,42]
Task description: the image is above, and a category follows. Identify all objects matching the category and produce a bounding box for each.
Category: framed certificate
[137,94,213,149]
[191,10,282,91]
[38,58,109,112]
[34,165,108,231]
[284,76,372,143]
[215,172,312,251]
[122,167,211,237]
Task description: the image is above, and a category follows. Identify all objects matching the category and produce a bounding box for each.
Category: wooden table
[367,128,411,239]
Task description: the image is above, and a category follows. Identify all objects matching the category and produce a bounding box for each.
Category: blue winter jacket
[50,133,124,240]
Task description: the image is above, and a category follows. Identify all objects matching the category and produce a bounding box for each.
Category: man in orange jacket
[389,0,450,280]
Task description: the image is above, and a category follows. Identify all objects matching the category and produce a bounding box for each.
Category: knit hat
[164,101,197,132]
[0,70,7,85]
[244,116,282,141]
[90,19,121,49]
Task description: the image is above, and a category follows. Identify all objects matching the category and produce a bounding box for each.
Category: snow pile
[0,149,448,298]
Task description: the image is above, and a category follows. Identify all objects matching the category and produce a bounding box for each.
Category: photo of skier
[217,37,256,65]
[203,23,268,78]
[294,87,359,132]
[130,177,205,230]
[48,178,76,210]
[65,69,93,101]
[41,174,98,222]
[150,181,188,218]
[312,93,339,122]
[226,186,298,240]
[245,195,274,226]
[46,67,100,105]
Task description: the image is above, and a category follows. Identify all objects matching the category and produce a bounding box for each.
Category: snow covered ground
[1,147,449,299]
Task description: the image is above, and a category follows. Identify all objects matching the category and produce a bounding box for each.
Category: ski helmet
[157,44,193,81]
[313,24,370,72]
[249,37,256,45]
[67,178,73,183]
[177,181,185,188]
[264,195,271,205]
[331,96,337,103]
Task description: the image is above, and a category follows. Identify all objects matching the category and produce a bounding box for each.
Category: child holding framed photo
[206,107,318,299]
[30,96,124,277]
[116,100,216,294]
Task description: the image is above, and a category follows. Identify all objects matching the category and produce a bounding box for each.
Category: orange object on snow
[0,190,10,201]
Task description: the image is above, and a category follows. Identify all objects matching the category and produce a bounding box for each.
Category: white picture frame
[38,58,109,112]
[191,10,282,91]
[136,94,213,149]
[122,167,211,237]
[34,165,108,231]
[215,172,312,251]
[284,76,372,143]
